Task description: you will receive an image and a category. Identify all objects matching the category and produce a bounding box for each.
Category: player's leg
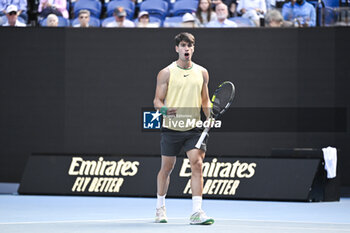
[186,149,205,197]
[157,155,176,196]
[155,155,176,223]
[156,128,183,223]
[186,148,214,225]
[184,128,214,225]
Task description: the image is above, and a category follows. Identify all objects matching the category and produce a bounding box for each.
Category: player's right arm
[153,68,176,115]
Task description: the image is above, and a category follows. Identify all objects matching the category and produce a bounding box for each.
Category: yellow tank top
[163,62,203,131]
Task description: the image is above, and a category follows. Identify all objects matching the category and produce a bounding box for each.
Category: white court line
[1,220,350,232]
[0,218,156,225]
[1,217,350,228]
[225,223,350,232]
[216,218,350,226]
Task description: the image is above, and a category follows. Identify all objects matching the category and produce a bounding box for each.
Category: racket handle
[195,127,210,149]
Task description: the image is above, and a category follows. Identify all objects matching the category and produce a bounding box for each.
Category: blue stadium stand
[163,0,175,16]
[106,0,135,19]
[39,16,70,27]
[73,0,102,18]
[71,16,101,27]
[163,15,182,27]
[322,0,340,7]
[171,0,198,16]
[307,0,340,26]
[139,0,169,20]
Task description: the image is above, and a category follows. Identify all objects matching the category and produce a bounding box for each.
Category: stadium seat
[101,16,115,27]
[40,16,70,27]
[319,6,338,26]
[307,1,332,26]
[148,15,163,25]
[74,0,102,18]
[139,0,168,20]
[308,0,339,8]
[228,17,256,27]
[171,0,198,16]
[163,15,182,27]
[106,0,135,19]
[71,16,101,27]
[163,0,174,14]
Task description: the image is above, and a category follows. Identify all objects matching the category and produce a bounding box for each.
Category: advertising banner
[19,154,323,201]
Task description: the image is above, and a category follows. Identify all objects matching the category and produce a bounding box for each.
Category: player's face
[176,41,194,61]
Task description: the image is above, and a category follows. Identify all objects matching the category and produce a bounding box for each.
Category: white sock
[156,194,166,209]
[192,196,202,213]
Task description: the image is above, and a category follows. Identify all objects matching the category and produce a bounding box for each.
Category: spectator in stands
[137,11,149,27]
[74,9,90,27]
[0,0,27,22]
[206,3,237,27]
[265,9,283,27]
[182,12,197,28]
[2,4,26,26]
[195,0,217,27]
[47,13,58,26]
[105,7,135,27]
[38,0,69,20]
[282,0,316,27]
[237,0,266,26]
[227,1,238,17]
[136,11,159,28]
[265,9,294,27]
[212,0,237,17]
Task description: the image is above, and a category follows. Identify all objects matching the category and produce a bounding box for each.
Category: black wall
[0,28,349,189]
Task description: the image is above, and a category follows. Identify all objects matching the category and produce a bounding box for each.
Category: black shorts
[160,127,208,156]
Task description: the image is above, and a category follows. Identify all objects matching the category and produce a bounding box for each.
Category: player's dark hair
[175,32,195,46]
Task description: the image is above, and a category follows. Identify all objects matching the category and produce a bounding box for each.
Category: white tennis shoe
[189,209,214,225]
[155,206,168,223]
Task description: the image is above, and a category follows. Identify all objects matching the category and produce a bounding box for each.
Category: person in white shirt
[237,0,266,26]
[2,4,26,27]
[105,7,135,28]
[74,9,90,27]
[206,3,237,27]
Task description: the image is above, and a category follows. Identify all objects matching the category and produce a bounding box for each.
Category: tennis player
[153,32,214,225]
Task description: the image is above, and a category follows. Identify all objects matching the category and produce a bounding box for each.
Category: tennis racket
[195,81,235,149]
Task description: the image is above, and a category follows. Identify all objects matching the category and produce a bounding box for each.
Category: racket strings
[212,83,234,116]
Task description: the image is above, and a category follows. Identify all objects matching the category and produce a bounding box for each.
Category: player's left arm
[201,68,211,119]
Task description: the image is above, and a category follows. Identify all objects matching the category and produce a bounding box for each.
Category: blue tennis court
[1,195,349,233]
